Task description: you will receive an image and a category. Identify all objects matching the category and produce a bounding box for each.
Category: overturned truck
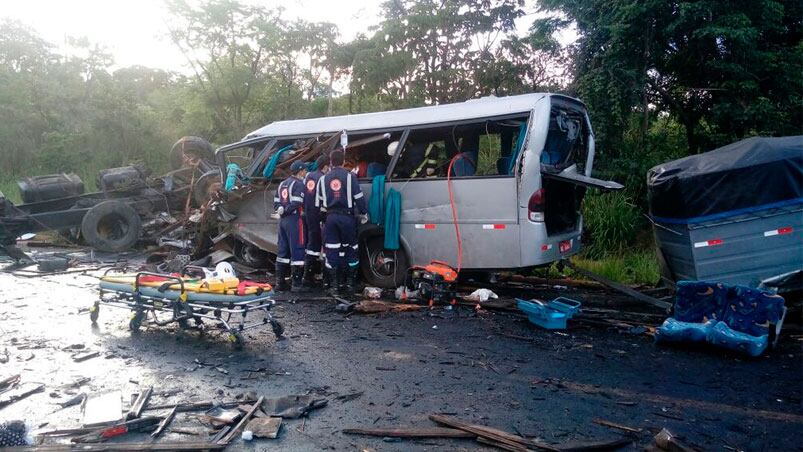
[0,137,217,254]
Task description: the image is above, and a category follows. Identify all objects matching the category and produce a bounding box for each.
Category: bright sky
[2,0,568,71]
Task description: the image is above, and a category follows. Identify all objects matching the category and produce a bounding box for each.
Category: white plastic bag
[464,288,498,303]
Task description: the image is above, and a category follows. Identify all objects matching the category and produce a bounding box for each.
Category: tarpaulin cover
[647,136,803,222]
[383,188,401,250]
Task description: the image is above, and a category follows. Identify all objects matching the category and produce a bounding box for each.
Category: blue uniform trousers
[277,213,306,266]
[323,213,358,269]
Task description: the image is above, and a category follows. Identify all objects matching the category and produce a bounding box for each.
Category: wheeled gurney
[92,271,284,348]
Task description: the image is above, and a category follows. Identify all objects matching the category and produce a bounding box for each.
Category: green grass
[570,249,661,286]
[531,248,661,286]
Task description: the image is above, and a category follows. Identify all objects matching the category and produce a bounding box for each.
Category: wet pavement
[0,256,801,451]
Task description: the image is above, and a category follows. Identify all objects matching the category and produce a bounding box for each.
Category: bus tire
[360,235,408,289]
[169,136,214,170]
[81,201,141,252]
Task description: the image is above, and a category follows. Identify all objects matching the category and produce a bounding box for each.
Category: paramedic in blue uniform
[301,154,329,288]
[316,148,367,296]
[273,160,310,293]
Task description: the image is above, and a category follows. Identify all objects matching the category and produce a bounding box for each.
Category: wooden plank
[82,391,123,427]
[151,405,178,438]
[476,436,528,452]
[430,414,559,451]
[0,382,43,409]
[126,386,153,420]
[218,395,264,445]
[592,418,642,434]
[562,260,671,310]
[343,426,476,438]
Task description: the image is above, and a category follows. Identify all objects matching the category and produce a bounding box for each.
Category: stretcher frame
[91,271,284,348]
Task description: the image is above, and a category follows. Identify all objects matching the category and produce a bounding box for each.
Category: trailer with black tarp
[647,136,803,290]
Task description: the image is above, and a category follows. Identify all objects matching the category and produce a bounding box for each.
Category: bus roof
[246,92,572,138]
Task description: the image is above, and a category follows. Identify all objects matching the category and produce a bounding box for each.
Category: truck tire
[360,235,408,289]
[170,136,215,170]
[81,201,142,252]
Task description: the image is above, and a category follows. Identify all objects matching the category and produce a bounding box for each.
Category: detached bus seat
[655,281,787,356]
[450,153,476,177]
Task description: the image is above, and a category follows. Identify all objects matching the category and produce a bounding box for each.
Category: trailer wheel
[81,201,141,252]
[170,136,215,170]
[360,235,408,289]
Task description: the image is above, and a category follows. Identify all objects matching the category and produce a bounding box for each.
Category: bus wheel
[360,235,408,289]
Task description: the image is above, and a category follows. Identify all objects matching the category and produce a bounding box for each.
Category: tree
[539,0,803,153]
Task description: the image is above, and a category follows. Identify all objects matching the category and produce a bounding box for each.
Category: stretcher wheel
[228,331,244,350]
[129,310,144,332]
[89,303,100,324]
[271,320,285,338]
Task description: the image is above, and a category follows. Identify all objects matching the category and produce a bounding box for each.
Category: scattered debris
[204,406,242,426]
[73,416,162,443]
[72,350,100,362]
[260,394,328,419]
[429,414,559,451]
[0,383,44,409]
[126,387,153,420]
[654,428,696,452]
[82,391,123,427]
[57,393,87,410]
[245,417,282,439]
[150,406,177,438]
[592,418,642,434]
[465,288,498,303]
[354,300,425,314]
[343,426,476,439]
[362,287,382,299]
[218,396,264,445]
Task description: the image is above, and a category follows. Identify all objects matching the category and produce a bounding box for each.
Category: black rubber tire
[193,170,221,206]
[170,136,215,170]
[81,201,142,252]
[129,310,144,332]
[360,235,409,289]
[228,331,244,350]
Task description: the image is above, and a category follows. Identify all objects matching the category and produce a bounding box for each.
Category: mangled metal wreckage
[209,93,622,288]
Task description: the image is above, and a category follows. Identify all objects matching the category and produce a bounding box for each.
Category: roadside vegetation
[0,0,799,285]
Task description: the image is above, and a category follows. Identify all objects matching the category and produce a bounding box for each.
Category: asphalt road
[0,262,800,451]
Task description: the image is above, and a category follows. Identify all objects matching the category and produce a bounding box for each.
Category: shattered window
[390,116,529,180]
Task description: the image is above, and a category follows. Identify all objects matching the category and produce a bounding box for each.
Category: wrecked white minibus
[215,93,622,288]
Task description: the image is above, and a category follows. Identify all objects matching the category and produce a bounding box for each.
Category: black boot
[326,267,340,297]
[291,266,310,293]
[302,255,318,288]
[344,265,359,297]
[274,262,290,293]
[321,259,331,292]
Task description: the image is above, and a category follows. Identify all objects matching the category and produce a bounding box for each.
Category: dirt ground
[0,252,801,451]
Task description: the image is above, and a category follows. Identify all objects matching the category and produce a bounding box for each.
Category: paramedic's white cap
[387,141,399,156]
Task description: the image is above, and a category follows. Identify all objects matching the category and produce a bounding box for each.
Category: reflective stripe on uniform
[291,260,305,266]
[325,243,341,249]
[320,175,328,207]
[290,196,303,202]
[354,192,364,199]
[346,172,353,208]
[276,257,290,264]
[351,244,359,249]
[305,250,321,256]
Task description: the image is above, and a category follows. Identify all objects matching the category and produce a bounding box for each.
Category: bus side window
[392,118,528,179]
